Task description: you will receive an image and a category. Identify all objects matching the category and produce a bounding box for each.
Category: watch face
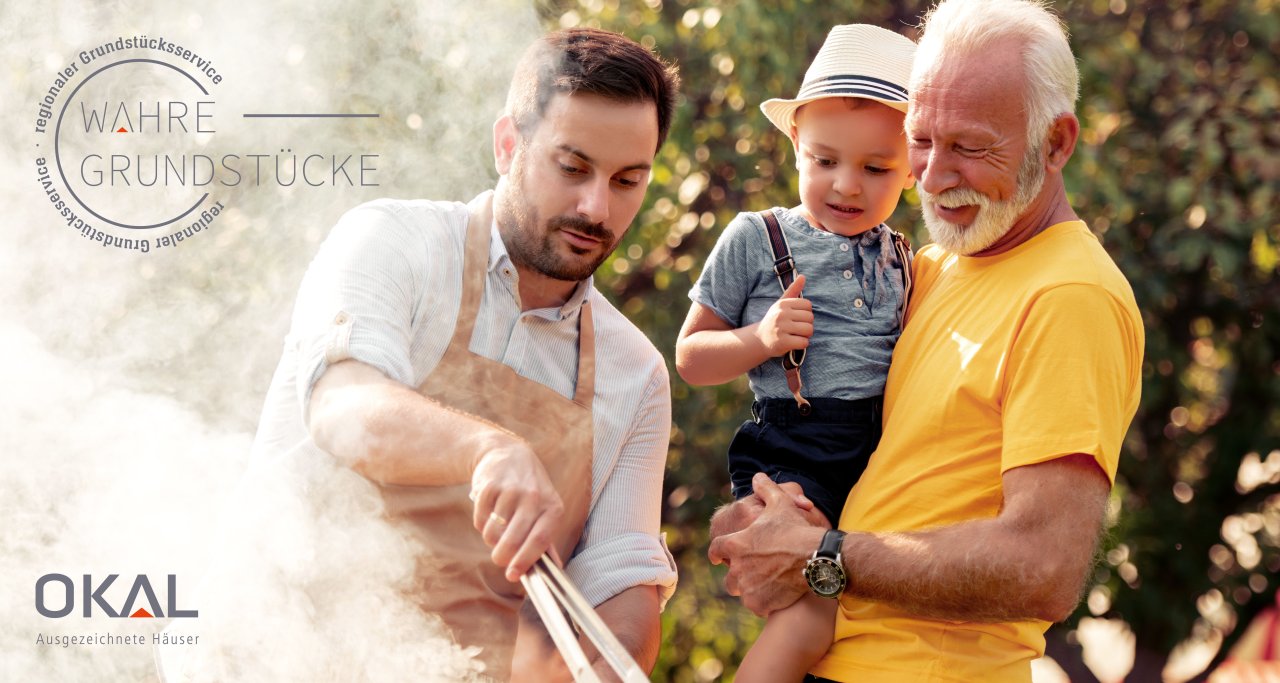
[805,557,845,598]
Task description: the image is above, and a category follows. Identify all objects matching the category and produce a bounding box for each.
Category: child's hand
[755,275,813,356]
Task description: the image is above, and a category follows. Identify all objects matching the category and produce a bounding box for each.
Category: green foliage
[537,0,1278,679]
[1065,0,1280,672]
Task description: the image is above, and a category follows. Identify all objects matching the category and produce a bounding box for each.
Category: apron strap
[451,190,596,409]
[573,301,596,407]
[446,192,495,352]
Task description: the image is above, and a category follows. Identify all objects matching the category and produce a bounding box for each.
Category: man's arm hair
[309,359,519,485]
[310,358,567,582]
[842,453,1109,623]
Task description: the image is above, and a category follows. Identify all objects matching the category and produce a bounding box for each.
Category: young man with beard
[254,28,680,680]
[708,1,1145,681]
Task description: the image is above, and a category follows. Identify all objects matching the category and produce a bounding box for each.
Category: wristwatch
[803,529,848,598]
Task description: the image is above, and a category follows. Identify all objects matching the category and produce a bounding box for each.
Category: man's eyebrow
[558,144,651,173]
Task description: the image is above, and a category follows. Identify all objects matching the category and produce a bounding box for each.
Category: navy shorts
[727,396,883,528]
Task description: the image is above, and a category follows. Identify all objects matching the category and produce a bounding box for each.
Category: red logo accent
[116,127,128,133]
[130,608,153,618]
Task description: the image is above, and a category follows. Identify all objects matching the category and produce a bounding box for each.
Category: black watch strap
[818,529,846,559]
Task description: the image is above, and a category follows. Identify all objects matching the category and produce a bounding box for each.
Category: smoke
[0,0,541,680]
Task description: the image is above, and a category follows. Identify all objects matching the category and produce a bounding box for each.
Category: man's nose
[576,177,610,225]
[915,147,960,196]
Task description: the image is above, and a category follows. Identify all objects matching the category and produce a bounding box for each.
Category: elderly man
[251,28,680,681]
[708,1,1144,682]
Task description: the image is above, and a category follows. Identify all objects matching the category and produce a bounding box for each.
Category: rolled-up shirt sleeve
[289,202,427,418]
[565,364,678,610]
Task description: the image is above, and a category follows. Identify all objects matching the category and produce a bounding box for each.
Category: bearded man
[707,1,1145,681]
[249,28,680,682]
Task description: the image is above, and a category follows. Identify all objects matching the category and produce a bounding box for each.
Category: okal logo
[35,573,197,619]
[33,34,378,253]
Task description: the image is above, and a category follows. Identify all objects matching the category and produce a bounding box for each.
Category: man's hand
[708,473,827,616]
[471,440,564,582]
[709,481,827,540]
[754,275,813,357]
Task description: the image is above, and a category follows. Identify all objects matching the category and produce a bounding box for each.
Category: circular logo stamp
[33,35,379,253]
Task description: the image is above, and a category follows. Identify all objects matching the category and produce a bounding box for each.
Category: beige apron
[379,191,596,681]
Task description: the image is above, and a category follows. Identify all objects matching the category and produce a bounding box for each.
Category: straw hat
[761,24,916,134]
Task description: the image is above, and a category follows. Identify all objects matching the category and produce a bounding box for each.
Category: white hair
[912,0,1079,144]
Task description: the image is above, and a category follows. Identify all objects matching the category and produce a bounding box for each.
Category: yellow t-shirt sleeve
[1000,283,1142,484]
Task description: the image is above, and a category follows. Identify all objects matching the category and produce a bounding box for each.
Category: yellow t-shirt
[810,221,1144,683]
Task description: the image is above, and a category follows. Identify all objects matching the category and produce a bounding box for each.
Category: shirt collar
[488,218,593,320]
[778,206,886,244]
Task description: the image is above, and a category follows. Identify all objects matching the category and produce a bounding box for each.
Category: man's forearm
[711,457,1110,623]
[512,584,661,681]
[841,455,1109,623]
[309,359,517,485]
[843,519,1087,623]
[592,584,662,671]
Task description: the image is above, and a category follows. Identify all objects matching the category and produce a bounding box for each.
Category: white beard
[919,146,1046,256]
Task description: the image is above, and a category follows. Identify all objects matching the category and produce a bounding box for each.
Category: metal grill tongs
[519,555,649,683]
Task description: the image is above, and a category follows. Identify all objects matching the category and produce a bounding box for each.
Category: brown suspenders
[757,209,914,416]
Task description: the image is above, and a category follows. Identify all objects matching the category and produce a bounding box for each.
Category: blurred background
[1,1,1276,682]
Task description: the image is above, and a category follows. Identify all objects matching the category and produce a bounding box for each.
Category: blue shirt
[689,206,906,401]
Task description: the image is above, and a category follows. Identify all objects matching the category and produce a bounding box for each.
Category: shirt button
[843,270,853,280]
[854,298,864,308]
[839,243,850,252]
[334,312,349,324]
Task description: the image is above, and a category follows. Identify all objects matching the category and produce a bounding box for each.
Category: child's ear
[902,171,916,191]
[788,124,801,154]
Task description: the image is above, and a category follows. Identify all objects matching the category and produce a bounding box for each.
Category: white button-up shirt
[251,197,677,608]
